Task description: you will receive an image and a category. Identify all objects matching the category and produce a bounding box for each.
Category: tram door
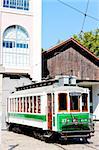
[47,93,52,130]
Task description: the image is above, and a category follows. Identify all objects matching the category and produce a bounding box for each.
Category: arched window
[3,25,29,68]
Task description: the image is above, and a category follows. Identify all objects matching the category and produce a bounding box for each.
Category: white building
[0,0,42,128]
[78,82,99,120]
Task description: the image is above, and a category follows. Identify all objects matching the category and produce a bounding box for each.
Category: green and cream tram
[6,76,94,142]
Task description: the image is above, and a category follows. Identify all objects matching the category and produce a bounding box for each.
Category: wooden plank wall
[43,47,99,80]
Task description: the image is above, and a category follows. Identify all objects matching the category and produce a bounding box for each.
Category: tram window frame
[70,95,80,112]
[58,93,68,112]
[25,97,27,112]
[82,93,88,112]
[32,96,34,113]
[18,97,22,112]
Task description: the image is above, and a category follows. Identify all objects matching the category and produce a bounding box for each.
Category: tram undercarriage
[7,122,94,143]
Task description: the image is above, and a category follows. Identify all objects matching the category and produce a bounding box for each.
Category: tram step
[61,134,90,138]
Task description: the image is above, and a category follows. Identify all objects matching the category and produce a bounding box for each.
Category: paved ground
[1,122,99,150]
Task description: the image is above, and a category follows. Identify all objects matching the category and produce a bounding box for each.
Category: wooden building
[42,38,99,120]
[42,38,99,80]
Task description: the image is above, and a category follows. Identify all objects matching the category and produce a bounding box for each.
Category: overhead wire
[57,0,85,16]
[86,14,99,22]
[80,0,90,35]
[57,0,99,22]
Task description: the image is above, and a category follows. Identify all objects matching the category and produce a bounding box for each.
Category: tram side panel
[6,94,48,130]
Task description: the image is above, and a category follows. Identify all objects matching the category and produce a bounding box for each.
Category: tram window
[19,98,20,112]
[19,98,22,112]
[20,98,22,112]
[38,96,41,113]
[82,93,88,112]
[12,99,14,112]
[11,99,13,112]
[30,96,32,113]
[47,93,52,113]
[18,98,19,112]
[22,97,24,112]
[10,98,11,112]
[58,93,67,111]
[10,98,12,111]
[16,98,17,112]
[53,94,55,114]
[15,98,17,112]
[15,98,16,112]
[34,96,36,113]
[70,95,80,112]
[23,97,25,112]
[27,97,29,112]
[14,98,16,112]
[18,98,20,112]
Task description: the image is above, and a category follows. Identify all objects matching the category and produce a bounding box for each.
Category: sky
[42,0,99,49]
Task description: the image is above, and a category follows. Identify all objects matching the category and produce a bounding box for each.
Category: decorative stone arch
[3,25,30,68]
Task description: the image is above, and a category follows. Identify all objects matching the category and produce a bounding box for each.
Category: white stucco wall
[93,85,99,120]
[31,0,42,82]
[0,0,42,82]
[2,76,32,129]
[0,74,2,143]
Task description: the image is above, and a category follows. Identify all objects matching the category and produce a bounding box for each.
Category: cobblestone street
[1,122,99,150]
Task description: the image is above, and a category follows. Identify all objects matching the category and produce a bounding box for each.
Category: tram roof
[10,84,89,98]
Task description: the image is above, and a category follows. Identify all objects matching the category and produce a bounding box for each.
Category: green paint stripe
[8,113,46,122]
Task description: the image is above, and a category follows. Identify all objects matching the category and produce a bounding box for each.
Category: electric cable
[80,0,90,35]
[57,0,99,22]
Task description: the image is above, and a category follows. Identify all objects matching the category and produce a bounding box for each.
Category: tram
[6,76,94,142]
